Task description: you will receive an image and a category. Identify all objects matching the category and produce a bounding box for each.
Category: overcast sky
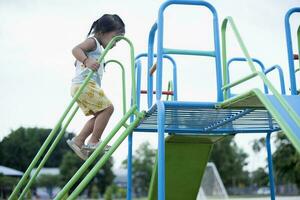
[0,0,299,171]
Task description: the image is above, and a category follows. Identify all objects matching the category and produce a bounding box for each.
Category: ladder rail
[54,105,141,199]
[221,17,300,127]
[9,35,135,200]
[66,110,145,200]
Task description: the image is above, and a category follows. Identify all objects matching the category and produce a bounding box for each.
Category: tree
[59,151,115,196]
[96,154,115,195]
[35,174,61,197]
[36,174,61,188]
[0,127,72,172]
[122,141,156,197]
[250,132,300,189]
[0,126,115,197]
[0,174,19,199]
[252,137,266,153]
[250,138,269,188]
[272,132,300,189]
[59,152,84,185]
[103,184,126,200]
[209,137,250,189]
[250,167,269,188]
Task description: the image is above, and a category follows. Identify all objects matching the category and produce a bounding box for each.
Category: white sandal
[67,138,88,160]
[82,141,111,152]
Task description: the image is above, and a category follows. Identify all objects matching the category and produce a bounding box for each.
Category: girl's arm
[72,38,100,71]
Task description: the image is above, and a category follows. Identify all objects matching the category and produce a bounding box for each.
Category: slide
[148,135,226,200]
[219,89,300,152]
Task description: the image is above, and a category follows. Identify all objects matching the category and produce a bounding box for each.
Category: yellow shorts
[71,81,112,116]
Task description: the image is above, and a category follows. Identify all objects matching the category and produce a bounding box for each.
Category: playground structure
[198,162,228,199]
[9,1,300,200]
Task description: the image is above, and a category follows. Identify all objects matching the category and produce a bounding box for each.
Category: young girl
[67,14,125,160]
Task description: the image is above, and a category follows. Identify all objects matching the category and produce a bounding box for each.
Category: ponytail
[87,20,98,37]
[86,14,125,37]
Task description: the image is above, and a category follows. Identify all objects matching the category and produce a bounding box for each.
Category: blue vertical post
[211,5,223,102]
[135,53,178,102]
[284,8,300,95]
[227,58,269,95]
[136,60,142,109]
[156,0,223,102]
[264,65,286,95]
[157,3,165,101]
[266,132,276,200]
[127,133,133,200]
[126,63,140,200]
[155,1,223,199]
[157,101,166,200]
[165,55,178,101]
[148,23,158,107]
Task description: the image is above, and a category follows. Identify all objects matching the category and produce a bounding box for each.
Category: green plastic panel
[148,135,225,200]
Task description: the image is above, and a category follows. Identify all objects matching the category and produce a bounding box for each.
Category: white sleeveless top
[72,37,104,86]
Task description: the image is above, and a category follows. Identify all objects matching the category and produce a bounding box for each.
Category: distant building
[0,165,23,177]
[30,167,60,178]
[0,165,24,198]
[113,168,127,188]
[31,167,60,199]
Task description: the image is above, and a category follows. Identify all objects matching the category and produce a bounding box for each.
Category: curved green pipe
[9,36,136,200]
[221,17,300,127]
[105,60,127,115]
[297,26,300,74]
[53,36,137,200]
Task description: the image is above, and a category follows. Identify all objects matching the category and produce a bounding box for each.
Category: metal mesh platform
[134,101,280,134]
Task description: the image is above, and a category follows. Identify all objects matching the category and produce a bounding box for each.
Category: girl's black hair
[87,14,125,36]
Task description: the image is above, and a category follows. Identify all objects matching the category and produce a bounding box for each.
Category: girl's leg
[73,117,96,147]
[88,105,114,144]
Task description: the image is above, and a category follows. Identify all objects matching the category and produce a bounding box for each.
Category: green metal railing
[9,36,143,199]
[297,26,300,69]
[163,48,215,57]
[65,109,145,200]
[166,80,173,101]
[55,106,145,200]
[105,60,127,115]
[220,17,300,128]
[296,26,300,95]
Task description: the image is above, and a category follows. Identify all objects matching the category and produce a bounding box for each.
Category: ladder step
[141,90,174,95]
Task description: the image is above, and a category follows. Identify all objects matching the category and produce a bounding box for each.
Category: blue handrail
[135,53,178,108]
[227,57,269,96]
[227,58,286,96]
[264,65,286,95]
[155,1,222,199]
[148,23,158,107]
[156,0,223,102]
[284,7,300,95]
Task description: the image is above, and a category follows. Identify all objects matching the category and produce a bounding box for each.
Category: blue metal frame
[136,60,143,109]
[156,0,223,102]
[148,23,158,107]
[127,131,133,200]
[266,132,276,200]
[126,61,143,200]
[135,53,178,108]
[227,58,286,96]
[156,1,222,198]
[157,101,166,200]
[263,63,286,200]
[135,100,280,133]
[126,53,178,200]
[128,2,298,200]
[285,7,300,95]
[227,57,269,96]
[264,65,286,95]
[227,58,288,199]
